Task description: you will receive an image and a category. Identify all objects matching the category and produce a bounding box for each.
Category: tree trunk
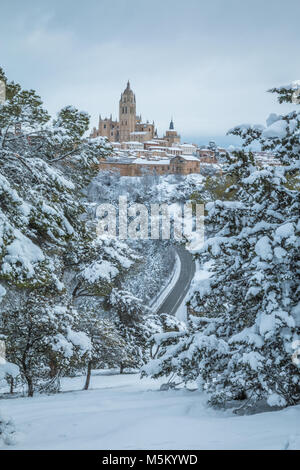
[83,361,92,390]
[9,376,14,394]
[27,377,34,397]
[120,363,124,374]
[49,359,58,379]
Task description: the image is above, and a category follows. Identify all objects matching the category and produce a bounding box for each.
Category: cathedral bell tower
[119,81,136,142]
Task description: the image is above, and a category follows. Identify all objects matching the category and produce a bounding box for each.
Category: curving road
[157,246,195,315]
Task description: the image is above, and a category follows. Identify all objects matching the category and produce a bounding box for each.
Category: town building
[99,154,201,177]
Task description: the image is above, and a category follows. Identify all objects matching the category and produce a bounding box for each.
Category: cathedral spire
[119,80,136,141]
[169,117,174,130]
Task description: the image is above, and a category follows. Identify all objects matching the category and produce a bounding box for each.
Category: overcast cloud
[1,0,299,146]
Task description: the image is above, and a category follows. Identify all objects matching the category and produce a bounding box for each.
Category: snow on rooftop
[149,146,167,150]
[123,141,144,145]
[130,131,148,135]
[180,155,200,161]
[133,159,170,165]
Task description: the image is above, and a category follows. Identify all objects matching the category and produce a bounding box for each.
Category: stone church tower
[90,81,157,143]
[164,118,181,146]
[119,81,136,142]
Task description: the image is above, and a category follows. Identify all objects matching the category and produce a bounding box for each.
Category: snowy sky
[1,0,300,146]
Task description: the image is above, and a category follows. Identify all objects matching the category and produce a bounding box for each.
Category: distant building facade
[99,155,200,177]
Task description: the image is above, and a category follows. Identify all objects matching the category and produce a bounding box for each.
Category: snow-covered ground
[1,370,299,450]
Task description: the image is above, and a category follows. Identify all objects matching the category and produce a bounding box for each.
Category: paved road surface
[157,246,195,315]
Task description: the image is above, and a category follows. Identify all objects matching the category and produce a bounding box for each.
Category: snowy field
[1,370,299,450]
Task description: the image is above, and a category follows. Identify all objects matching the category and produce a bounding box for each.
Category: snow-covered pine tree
[0,66,153,396]
[141,314,188,386]
[143,81,300,411]
[1,293,92,396]
[108,289,164,373]
[79,309,127,390]
[0,67,142,394]
[68,238,142,384]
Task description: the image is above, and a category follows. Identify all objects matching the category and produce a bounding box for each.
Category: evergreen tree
[108,289,164,373]
[1,292,91,396]
[79,309,127,390]
[0,67,138,395]
[143,81,300,411]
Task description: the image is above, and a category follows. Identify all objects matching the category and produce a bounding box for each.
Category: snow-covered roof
[132,159,170,165]
[148,146,167,150]
[130,131,148,135]
[123,141,144,145]
[172,155,200,161]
